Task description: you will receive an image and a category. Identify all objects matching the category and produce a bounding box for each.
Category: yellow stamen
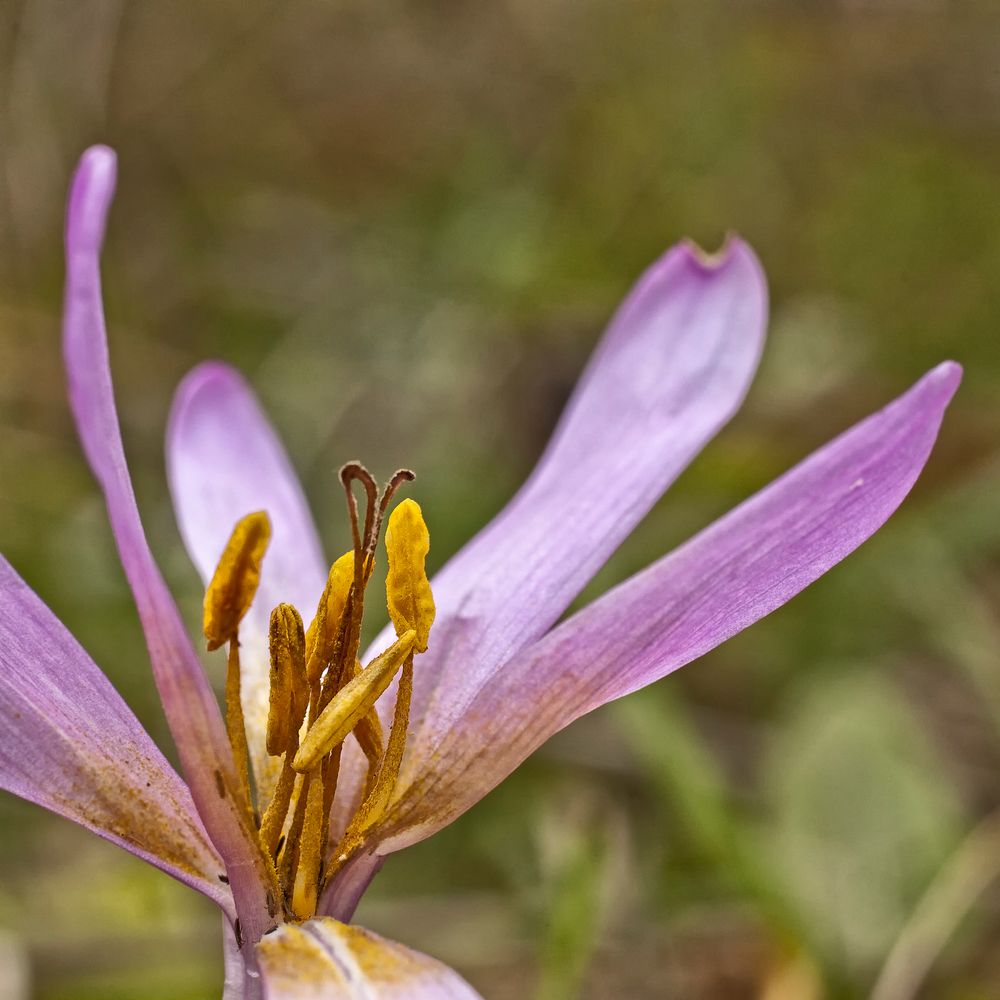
[319,745,343,860]
[304,551,355,683]
[277,771,309,892]
[259,755,297,861]
[290,771,327,921]
[385,499,435,651]
[339,652,414,855]
[349,659,385,765]
[225,640,254,818]
[267,604,308,757]
[203,511,271,651]
[292,631,416,773]
[335,503,432,852]
[204,466,436,922]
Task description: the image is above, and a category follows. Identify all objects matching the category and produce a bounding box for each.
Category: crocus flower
[0,145,960,999]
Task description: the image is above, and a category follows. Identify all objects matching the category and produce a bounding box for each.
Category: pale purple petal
[373,362,961,851]
[0,557,232,913]
[257,918,484,1000]
[223,915,261,1000]
[317,848,383,922]
[370,238,768,737]
[167,363,327,802]
[61,146,272,943]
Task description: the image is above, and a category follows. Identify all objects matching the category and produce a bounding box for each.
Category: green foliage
[763,671,963,975]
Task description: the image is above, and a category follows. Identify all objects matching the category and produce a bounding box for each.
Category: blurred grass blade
[534,801,615,1000]
[872,809,1000,1000]
[613,689,733,864]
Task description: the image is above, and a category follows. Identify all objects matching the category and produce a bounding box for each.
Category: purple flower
[0,145,960,998]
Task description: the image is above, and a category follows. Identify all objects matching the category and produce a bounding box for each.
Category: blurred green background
[2,1,1000,997]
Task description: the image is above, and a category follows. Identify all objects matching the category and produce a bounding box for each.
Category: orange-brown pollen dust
[202,463,435,924]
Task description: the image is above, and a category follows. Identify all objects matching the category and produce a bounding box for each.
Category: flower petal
[167,362,328,803]
[371,238,767,734]
[257,918,483,999]
[375,362,961,850]
[0,557,232,913]
[317,849,383,922]
[62,146,273,942]
[223,915,248,1000]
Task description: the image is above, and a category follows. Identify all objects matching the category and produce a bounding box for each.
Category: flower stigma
[202,463,435,924]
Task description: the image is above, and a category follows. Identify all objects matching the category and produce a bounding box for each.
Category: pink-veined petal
[257,918,483,1000]
[369,238,768,740]
[167,362,327,803]
[372,362,961,851]
[0,557,232,913]
[317,848,383,922]
[223,915,252,1000]
[61,146,272,944]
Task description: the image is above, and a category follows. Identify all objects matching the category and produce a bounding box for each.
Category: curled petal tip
[676,234,766,292]
[67,145,118,254]
[681,232,742,270]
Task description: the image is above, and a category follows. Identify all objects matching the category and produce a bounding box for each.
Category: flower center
[201,463,435,924]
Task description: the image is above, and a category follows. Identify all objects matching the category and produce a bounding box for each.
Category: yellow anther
[350,659,385,765]
[224,470,437,912]
[267,604,308,757]
[292,631,416,773]
[305,551,355,683]
[385,499,435,652]
[203,511,271,651]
